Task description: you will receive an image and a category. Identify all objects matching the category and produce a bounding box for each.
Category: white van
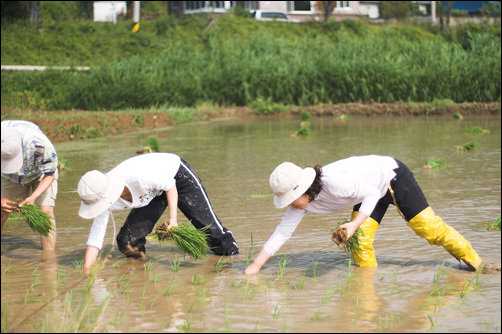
[251,10,297,22]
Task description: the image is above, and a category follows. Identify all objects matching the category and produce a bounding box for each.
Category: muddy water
[2,114,500,333]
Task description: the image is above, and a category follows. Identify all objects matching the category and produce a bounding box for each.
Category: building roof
[452,1,495,13]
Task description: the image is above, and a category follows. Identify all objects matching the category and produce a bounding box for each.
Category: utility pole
[133,1,140,23]
[431,1,436,24]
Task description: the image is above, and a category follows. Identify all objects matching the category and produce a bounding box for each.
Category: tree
[438,1,455,33]
[25,1,42,33]
[315,1,336,22]
[480,1,501,19]
[378,1,414,22]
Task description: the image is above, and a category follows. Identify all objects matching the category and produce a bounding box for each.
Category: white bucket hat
[1,128,23,174]
[78,170,125,219]
[269,162,316,209]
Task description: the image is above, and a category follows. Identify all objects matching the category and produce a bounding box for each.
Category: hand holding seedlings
[1,197,17,213]
[148,222,210,260]
[331,220,364,253]
[16,202,55,237]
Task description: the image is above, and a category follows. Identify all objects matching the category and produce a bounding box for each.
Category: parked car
[251,10,298,22]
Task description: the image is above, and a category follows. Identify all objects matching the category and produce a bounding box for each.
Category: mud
[1,102,500,143]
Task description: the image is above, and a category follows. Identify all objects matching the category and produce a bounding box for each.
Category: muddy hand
[167,218,178,230]
[338,221,358,240]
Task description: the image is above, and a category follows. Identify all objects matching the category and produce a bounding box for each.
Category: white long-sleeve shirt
[263,155,398,256]
[87,153,181,249]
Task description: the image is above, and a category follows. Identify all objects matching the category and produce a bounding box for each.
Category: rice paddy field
[1,114,500,333]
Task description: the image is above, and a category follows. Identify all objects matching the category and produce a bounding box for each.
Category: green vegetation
[424,157,449,168]
[1,14,500,112]
[466,126,490,135]
[149,222,210,260]
[331,220,364,253]
[17,203,54,237]
[454,141,479,152]
[295,111,312,136]
[485,217,501,231]
[145,135,160,152]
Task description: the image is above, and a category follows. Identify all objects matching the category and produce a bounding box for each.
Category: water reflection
[1,114,500,333]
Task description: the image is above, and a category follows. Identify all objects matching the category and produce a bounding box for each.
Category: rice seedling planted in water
[484,217,501,231]
[149,222,210,260]
[423,157,449,169]
[331,220,364,253]
[16,203,54,237]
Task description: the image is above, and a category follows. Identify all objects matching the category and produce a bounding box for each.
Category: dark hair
[305,165,323,202]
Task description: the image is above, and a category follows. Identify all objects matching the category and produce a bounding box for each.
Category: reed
[331,220,364,254]
[16,203,54,237]
[3,21,499,112]
[149,222,210,260]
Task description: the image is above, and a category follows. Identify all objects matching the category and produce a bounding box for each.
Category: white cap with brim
[269,162,316,209]
[1,128,23,174]
[78,170,125,219]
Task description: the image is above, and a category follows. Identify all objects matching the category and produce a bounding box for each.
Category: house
[167,1,435,22]
[93,1,127,23]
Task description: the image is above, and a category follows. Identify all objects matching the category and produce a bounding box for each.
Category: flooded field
[2,114,501,333]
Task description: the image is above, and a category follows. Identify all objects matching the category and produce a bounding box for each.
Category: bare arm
[166,186,178,228]
[84,245,100,270]
[19,174,56,206]
[244,248,271,275]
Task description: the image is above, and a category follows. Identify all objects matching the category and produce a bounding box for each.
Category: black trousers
[353,159,429,223]
[116,159,239,257]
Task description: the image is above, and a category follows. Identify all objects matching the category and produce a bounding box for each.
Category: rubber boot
[350,212,379,266]
[407,207,482,271]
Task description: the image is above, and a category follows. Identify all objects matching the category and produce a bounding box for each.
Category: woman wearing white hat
[78,152,239,269]
[244,155,482,275]
[1,120,59,250]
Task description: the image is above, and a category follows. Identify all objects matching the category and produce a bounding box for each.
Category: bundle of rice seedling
[145,135,160,152]
[465,126,490,135]
[331,220,364,254]
[16,203,54,237]
[454,141,479,152]
[423,157,449,169]
[149,222,210,260]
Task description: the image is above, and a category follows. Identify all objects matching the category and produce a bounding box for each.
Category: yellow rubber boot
[407,207,482,271]
[350,212,379,266]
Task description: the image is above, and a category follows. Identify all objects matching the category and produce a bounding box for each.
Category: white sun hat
[269,162,316,209]
[78,170,125,219]
[1,128,23,174]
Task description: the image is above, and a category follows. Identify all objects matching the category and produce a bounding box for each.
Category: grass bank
[1,16,501,111]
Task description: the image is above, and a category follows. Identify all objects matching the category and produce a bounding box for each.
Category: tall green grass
[1,17,500,111]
